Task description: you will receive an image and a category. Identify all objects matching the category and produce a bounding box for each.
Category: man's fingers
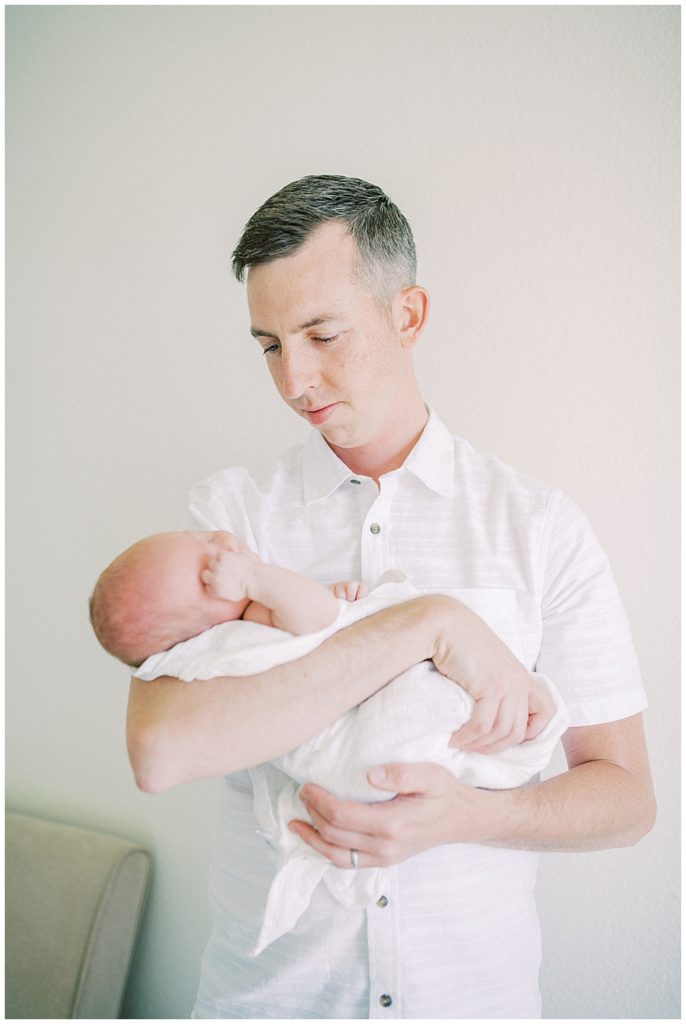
[292,796,400,868]
[299,803,374,852]
[466,690,530,754]
[525,713,545,741]
[292,765,464,868]
[299,764,447,845]
[449,694,501,749]
[366,761,447,795]
[525,704,554,740]
[450,675,556,752]
[299,784,389,836]
[524,681,556,738]
[288,820,373,869]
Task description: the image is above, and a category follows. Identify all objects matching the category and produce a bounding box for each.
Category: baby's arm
[246,577,369,632]
[248,577,368,632]
[203,542,342,634]
[243,562,340,634]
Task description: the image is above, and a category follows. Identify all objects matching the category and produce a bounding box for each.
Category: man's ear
[396,285,430,349]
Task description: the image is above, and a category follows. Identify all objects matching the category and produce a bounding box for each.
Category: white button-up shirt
[188,410,646,1020]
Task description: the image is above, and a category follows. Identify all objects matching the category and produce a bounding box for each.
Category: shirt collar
[302,408,455,505]
[302,430,354,505]
[402,408,455,498]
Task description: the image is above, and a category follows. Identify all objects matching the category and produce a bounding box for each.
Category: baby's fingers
[216,531,243,553]
[329,580,366,601]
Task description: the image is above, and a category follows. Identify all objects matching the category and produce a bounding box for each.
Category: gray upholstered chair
[5,811,152,1019]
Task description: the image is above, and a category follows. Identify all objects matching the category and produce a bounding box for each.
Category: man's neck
[328,402,429,485]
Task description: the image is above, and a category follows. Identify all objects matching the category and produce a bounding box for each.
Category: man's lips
[301,402,339,425]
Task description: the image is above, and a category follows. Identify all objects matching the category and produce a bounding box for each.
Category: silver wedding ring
[350,849,359,869]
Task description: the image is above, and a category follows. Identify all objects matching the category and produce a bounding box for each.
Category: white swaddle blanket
[138,574,568,956]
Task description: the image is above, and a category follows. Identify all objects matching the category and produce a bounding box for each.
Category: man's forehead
[248,273,357,335]
[249,313,343,338]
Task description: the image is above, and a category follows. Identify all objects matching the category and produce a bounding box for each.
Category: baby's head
[89,531,248,667]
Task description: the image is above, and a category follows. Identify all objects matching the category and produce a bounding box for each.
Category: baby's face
[151,530,248,625]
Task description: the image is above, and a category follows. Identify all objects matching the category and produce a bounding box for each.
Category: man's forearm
[127,596,438,793]
[481,761,655,851]
[464,715,656,852]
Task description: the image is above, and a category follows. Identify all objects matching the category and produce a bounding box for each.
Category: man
[127,175,655,1018]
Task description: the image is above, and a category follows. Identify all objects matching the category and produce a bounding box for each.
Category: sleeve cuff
[563,690,648,728]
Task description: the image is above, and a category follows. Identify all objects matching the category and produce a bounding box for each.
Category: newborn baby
[91,532,568,956]
[89,529,353,665]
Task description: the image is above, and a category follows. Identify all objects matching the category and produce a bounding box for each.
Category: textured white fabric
[185,409,646,1020]
[137,576,568,956]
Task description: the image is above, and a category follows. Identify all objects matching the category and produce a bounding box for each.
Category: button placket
[360,477,397,585]
[367,871,400,1017]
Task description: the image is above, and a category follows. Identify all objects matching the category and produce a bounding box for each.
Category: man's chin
[319,424,366,453]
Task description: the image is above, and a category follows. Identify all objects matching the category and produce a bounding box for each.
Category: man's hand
[288,717,656,864]
[289,763,501,868]
[328,580,369,602]
[430,596,557,754]
[449,673,556,755]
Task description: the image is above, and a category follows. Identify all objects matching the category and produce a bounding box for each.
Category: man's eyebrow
[250,315,341,339]
[250,326,278,339]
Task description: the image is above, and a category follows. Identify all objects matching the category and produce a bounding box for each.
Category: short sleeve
[187,470,259,551]
[188,478,235,531]
[535,491,647,726]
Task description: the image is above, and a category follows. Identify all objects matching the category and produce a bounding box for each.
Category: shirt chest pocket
[443,587,536,668]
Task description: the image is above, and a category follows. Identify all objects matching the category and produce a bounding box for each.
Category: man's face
[246,221,416,455]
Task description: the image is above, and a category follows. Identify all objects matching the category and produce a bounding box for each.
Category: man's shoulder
[450,431,558,509]
[190,442,306,500]
[449,432,604,564]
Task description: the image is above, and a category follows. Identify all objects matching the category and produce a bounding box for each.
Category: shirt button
[379,994,393,1008]
[376,895,389,908]
[370,523,381,535]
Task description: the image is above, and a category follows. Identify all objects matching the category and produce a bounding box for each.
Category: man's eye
[262,343,279,356]
[313,335,338,344]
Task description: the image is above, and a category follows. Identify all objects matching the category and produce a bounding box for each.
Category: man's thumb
[367,762,429,793]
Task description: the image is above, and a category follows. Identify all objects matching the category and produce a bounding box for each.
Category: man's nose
[279,345,320,400]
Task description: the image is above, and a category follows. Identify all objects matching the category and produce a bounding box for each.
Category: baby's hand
[201,539,260,602]
[328,580,368,602]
